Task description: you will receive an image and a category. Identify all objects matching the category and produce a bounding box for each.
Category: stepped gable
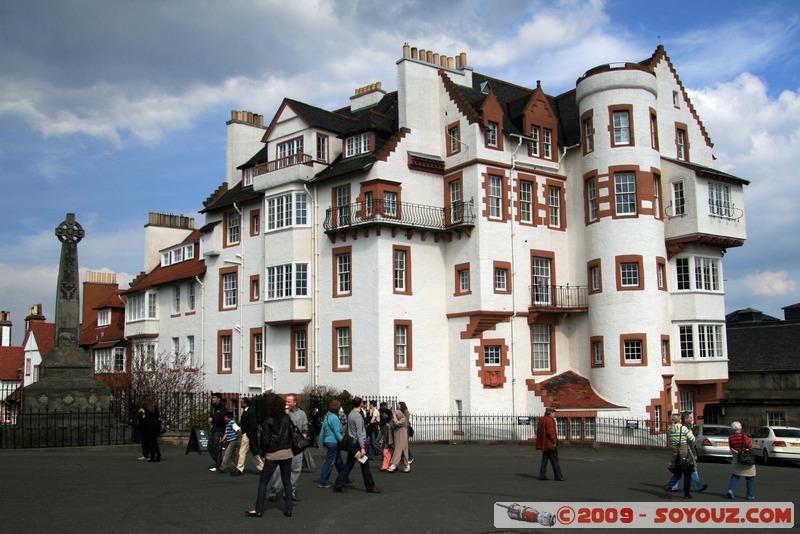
[200,180,261,213]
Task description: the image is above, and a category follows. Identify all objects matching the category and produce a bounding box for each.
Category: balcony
[527,284,588,322]
[323,198,476,234]
[255,153,314,176]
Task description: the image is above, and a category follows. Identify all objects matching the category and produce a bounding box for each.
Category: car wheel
[762,449,770,465]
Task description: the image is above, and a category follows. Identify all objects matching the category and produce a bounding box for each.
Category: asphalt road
[1,443,798,533]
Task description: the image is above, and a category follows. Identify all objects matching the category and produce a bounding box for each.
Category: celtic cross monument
[24,213,111,411]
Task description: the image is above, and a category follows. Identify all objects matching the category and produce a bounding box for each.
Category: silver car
[693,424,733,459]
[750,426,800,465]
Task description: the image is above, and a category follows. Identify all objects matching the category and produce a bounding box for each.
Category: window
[676,128,687,160]
[548,185,561,227]
[334,247,351,297]
[676,258,690,290]
[394,321,412,370]
[650,113,659,150]
[588,260,602,294]
[250,275,260,301]
[484,345,501,366]
[679,325,693,359]
[620,262,639,287]
[278,137,303,161]
[97,308,111,327]
[252,331,263,372]
[243,166,255,187]
[653,175,661,219]
[708,182,733,217]
[266,263,309,299]
[672,181,686,216]
[173,286,181,314]
[493,261,511,294]
[219,332,232,373]
[698,324,724,358]
[623,339,643,364]
[532,324,551,372]
[345,132,370,157]
[519,180,533,223]
[543,128,552,159]
[186,335,195,368]
[448,178,463,224]
[488,175,503,219]
[455,263,470,295]
[614,172,637,215]
[532,256,552,305]
[173,248,183,263]
[583,118,594,153]
[591,337,604,367]
[383,191,398,217]
[486,122,498,147]
[172,337,180,368]
[222,271,237,309]
[334,322,351,370]
[672,90,680,108]
[127,294,145,321]
[661,336,671,365]
[767,412,786,426]
[657,259,666,290]
[266,192,308,230]
[613,110,630,145]
[226,211,241,246]
[393,246,411,294]
[316,134,328,163]
[292,326,308,371]
[335,185,350,226]
[113,347,125,372]
[695,257,720,291]
[586,177,597,222]
[147,293,157,319]
[250,209,260,236]
[530,126,540,156]
[679,390,693,414]
[448,124,460,155]
[188,282,196,312]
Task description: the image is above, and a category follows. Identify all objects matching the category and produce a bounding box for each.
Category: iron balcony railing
[324,198,476,232]
[255,153,314,176]
[529,284,588,309]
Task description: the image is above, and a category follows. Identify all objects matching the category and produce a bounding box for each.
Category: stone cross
[54,213,84,348]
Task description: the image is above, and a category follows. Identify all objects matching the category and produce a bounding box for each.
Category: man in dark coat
[536,407,565,481]
[207,392,227,472]
[234,397,264,475]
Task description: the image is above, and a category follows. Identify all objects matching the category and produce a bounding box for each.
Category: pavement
[1,442,798,533]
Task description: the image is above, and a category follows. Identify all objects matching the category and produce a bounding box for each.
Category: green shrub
[185,411,211,431]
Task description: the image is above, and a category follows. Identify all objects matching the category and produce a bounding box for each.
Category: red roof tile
[23,322,55,359]
[0,346,24,380]
[529,370,623,411]
[123,255,205,294]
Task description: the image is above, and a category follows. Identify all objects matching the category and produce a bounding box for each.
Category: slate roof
[124,231,206,294]
[726,321,800,373]
[662,157,750,185]
[0,346,24,381]
[201,179,262,214]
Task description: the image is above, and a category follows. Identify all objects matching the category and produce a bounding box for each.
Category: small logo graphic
[495,503,556,526]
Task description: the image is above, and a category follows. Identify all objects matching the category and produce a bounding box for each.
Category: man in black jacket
[207,392,227,472]
[234,397,264,475]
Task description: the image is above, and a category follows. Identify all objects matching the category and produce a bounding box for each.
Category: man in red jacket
[536,407,566,481]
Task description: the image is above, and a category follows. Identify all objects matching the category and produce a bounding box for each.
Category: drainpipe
[304,182,319,388]
[508,135,527,416]
[195,276,205,373]
[233,202,244,396]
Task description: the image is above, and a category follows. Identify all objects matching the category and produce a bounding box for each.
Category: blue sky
[1,0,799,345]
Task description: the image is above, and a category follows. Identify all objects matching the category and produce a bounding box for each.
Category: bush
[185,412,210,432]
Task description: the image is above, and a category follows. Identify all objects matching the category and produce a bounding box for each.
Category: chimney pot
[426,50,433,63]
[403,43,410,58]
[411,47,418,60]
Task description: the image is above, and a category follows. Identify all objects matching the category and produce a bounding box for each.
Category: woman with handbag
[664,413,694,499]
[247,395,294,518]
[727,421,756,500]
[317,399,345,488]
[388,401,411,473]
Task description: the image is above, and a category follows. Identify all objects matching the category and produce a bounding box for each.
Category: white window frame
[583,119,594,152]
[708,182,733,218]
[188,282,196,311]
[173,286,181,314]
[227,211,241,245]
[337,253,351,295]
[532,257,552,305]
[486,122,498,147]
[345,132,370,157]
[623,339,643,363]
[676,129,687,160]
[383,191,398,217]
[488,175,503,219]
[532,324,551,371]
[393,249,407,291]
[222,272,237,308]
[337,327,351,368]
[253,332,263,370]
[294,329,307,369]
[395,324,408,368]
[672,181,686,216]
[530,126,540,156]
[543,128,552,159]
[494,268,507,291]
[620,262,640,287]
[484,345,501,366]
[587,178,597,222]
[186,335,195,368]
[613,111,630,145]
[243,166,255,187]
[548,185,560,227]
[615,172,637,215]
[278,137,303,160]
[266,263,309,299]
[221,335,232,371]
[519,180,533,223]
[97,308,111,327]
[266,192,308,231]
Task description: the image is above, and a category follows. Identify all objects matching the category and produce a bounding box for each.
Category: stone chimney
[226,109,267,188]
[350,82,386,112]
[143,212,195,273]
[0,310,11,347]
[25,304,46,333]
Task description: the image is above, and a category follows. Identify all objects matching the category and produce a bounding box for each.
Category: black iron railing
[529,284,588,309]
[324,198,475,232]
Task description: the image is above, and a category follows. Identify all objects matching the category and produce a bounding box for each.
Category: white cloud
[739,271,799,298]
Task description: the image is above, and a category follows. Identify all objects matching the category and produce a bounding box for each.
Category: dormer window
[345,132,371,157]
[486,122,498,147]
[243,167,255,187]
[98,308,111,327]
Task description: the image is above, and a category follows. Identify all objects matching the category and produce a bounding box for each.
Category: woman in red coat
[536,408,565,481]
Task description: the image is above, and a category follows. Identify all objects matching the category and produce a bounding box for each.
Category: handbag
[737,447,755,465]
[290,421,309,456]
[339,432,359,454]
[158,419,167,435]
[408,425,414,438]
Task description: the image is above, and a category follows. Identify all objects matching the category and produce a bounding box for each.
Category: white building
[133,45,747,425]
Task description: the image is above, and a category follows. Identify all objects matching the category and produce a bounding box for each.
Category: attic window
[480,81,491,94]
[243,167,255,187]
[98,308,111,327]
[345,132,371,158]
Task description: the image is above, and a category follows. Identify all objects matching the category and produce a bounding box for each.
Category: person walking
[138,395,161,462]
[727,421,756,500]
[235,397,263,476]
[317,399,345,488]
[670,412,707,493]
[388,401,411,473]
[378,402,394,471]
[366,400,381,460]
[536,407,565,481]
[332,397,382,494]
[207,392,227,472]
[267,394,308,501]
[664,413,695,499]
[246,395,294,518]
[219,411,241,474]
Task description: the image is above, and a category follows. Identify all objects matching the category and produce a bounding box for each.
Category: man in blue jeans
[669,412,708,493]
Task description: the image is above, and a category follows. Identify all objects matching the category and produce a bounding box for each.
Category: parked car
[693,424,733,459]
[749,426,800,465]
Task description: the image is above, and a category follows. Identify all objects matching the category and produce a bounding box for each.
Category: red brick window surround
[332,320,352,372]
[392,245,412,295]
[591,336,604,368]
[615,254,644,291]
[620,333,648,366]
[250,328,263,374]
[661,335,671,366]
[482,168,510,222]
[332,246,352,298]
[250,275,260,302]
[587,258,602,295]
[394,320,412,371]
[454,262,471,296]
[493,261,512,294]
[609,104,635,148]
[217,330,233,374]
[218,266,238,311]
[474,337,509,388]
[250,209,260,236]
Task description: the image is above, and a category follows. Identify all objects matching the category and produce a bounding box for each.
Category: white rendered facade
[154,45,746,421]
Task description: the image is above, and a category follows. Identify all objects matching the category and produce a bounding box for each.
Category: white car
[749,426,800,465]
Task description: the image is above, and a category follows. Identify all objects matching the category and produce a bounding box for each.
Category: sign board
[625,420,639,429]
[186,429,209,454]
[517,416,532,425]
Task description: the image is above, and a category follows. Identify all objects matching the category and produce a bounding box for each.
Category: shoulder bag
[290,421,309,456]
[737,447,755,465]
[339,431,359,454]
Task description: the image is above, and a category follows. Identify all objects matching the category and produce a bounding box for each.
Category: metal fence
[0,407,132,449]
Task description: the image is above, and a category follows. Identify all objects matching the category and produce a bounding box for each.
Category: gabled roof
[662,157,750,185]
[23,321,55,358]
[123,233,206,294]
[262,98,357,143]
[0,346,24,381]
[200,179,262,213]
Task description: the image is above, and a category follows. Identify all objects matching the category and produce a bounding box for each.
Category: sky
[1,0,799,346]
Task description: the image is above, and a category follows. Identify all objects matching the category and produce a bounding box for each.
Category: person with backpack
[317,399,345,488]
